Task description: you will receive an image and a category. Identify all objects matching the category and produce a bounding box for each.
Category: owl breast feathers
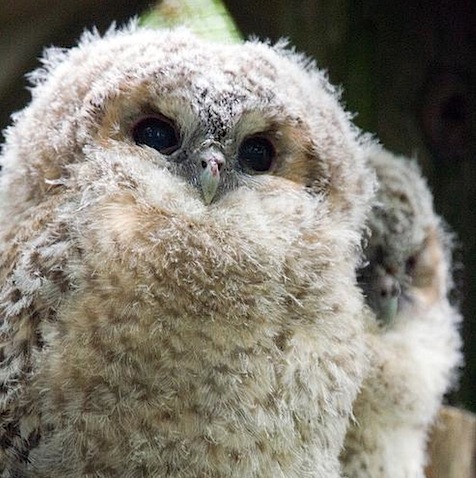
[0,25,375,477]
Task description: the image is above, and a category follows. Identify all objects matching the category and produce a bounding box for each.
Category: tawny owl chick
[0,25,375,477]
[341,147,462,477]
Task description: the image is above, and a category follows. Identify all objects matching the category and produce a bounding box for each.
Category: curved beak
[199,150,225,205]
[376,274,401,324]
[367,264,401,325]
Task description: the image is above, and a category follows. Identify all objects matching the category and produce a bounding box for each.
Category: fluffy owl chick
[341,147,462,478]
[0,24,375,477]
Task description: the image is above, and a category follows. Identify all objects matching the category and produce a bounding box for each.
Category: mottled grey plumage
[0,24,375,477]
[342,147,462,478]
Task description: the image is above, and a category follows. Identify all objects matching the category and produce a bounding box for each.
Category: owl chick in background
[0,24,376,477]
[341,147,462,478]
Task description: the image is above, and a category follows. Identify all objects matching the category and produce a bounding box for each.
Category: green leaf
[141,0,242,43]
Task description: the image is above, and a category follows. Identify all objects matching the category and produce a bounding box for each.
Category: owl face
[358,149,447,324]
[94,60,307,206]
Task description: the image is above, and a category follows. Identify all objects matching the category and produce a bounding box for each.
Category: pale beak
[377,274,401,324]
[199,151,225,205]
[372,267,401,325]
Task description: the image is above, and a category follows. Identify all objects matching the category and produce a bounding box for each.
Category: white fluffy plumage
[0,24,375,477]
[341,146,462,478]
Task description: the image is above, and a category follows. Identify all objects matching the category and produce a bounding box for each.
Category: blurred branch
[426,406,476,478]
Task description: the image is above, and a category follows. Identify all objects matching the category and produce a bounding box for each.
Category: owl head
[1,23,374,232]
[359,147,453,324]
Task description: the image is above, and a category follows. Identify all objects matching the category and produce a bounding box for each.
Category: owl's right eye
[132,116,180,155]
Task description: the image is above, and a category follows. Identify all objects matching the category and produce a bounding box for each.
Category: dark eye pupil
[405,255,417,274]
[238,136,275,172]
[132,117,179,154]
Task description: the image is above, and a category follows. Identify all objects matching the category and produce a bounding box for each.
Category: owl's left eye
[238,136,276,173]
[132,116,180,155]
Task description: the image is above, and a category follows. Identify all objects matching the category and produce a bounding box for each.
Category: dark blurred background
[1,0,475,411]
